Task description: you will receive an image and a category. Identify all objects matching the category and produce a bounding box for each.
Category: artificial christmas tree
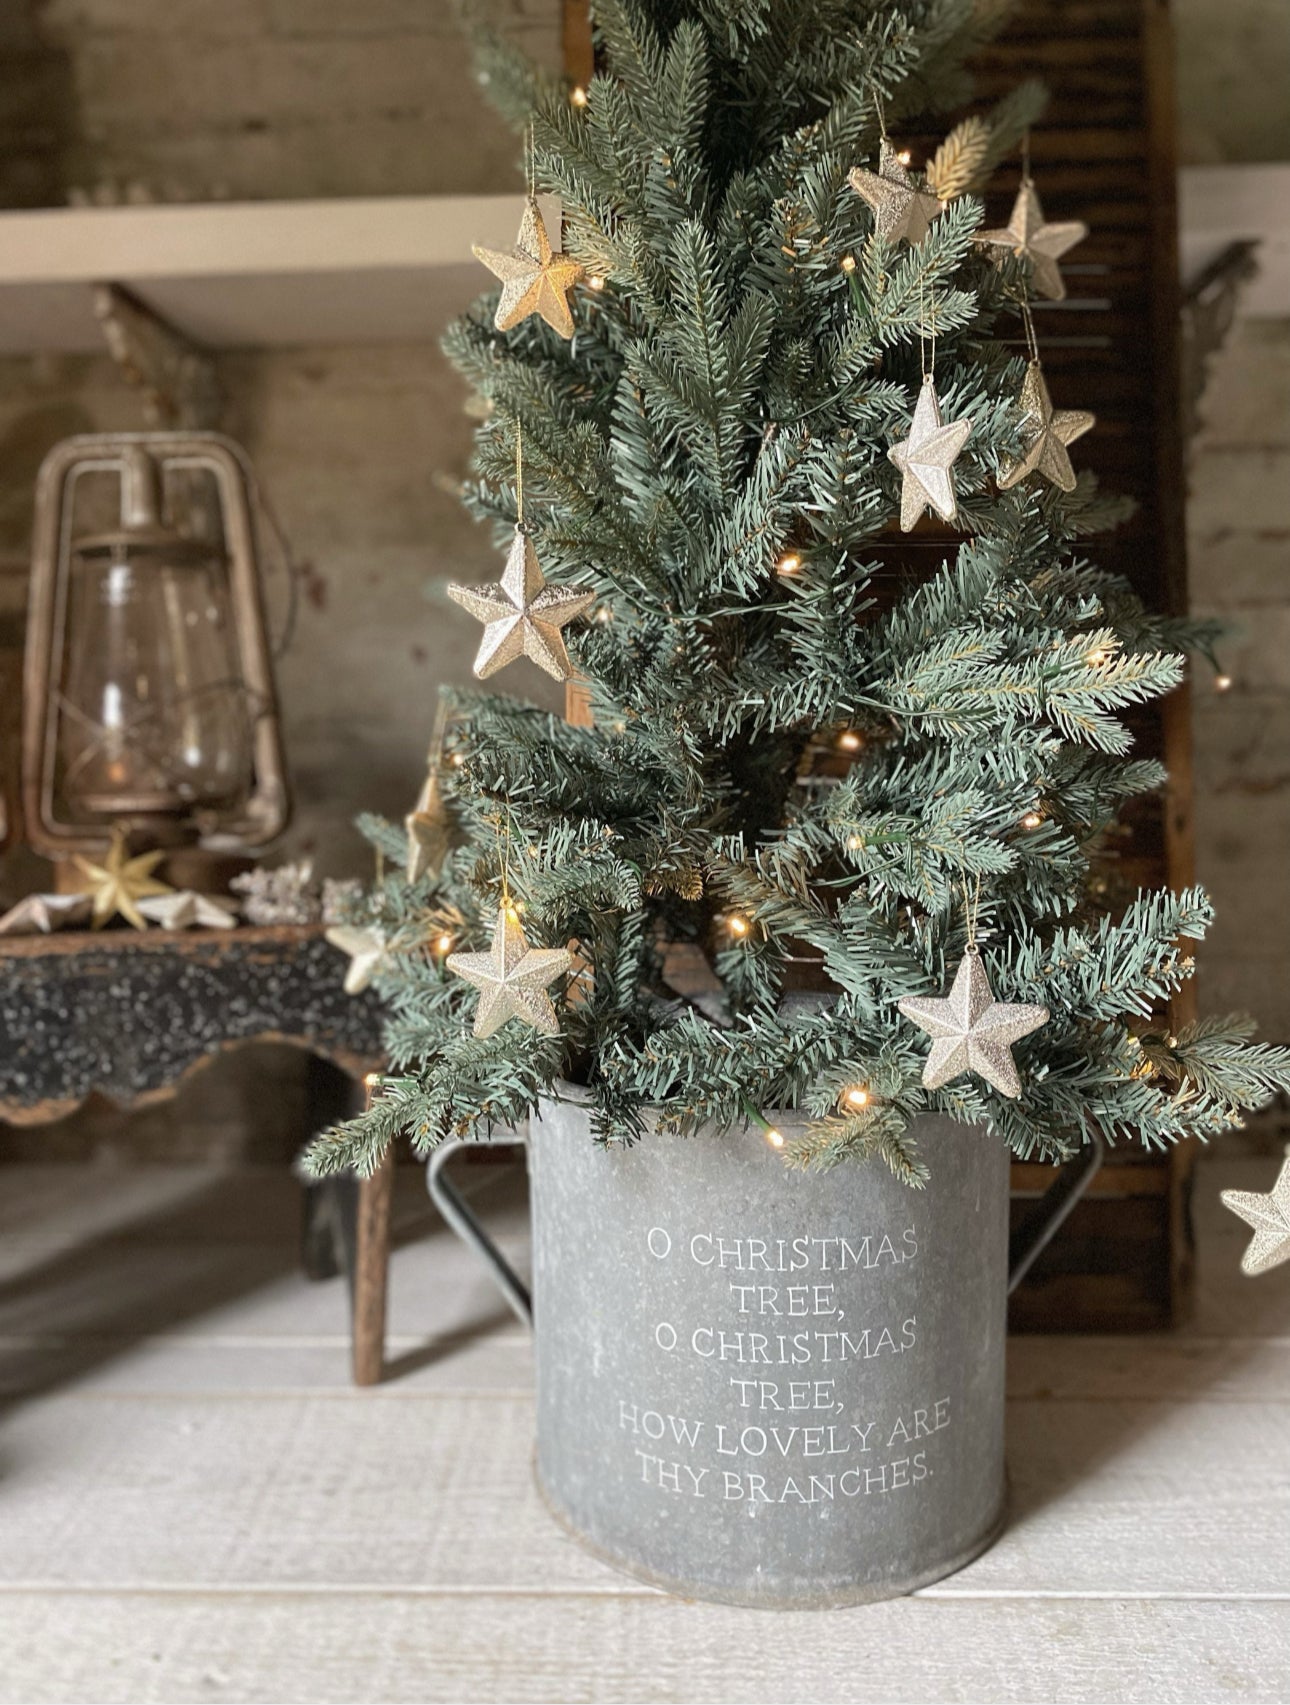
[309,0,1290,1603]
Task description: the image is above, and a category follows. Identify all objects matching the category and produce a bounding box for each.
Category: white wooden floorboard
[8,1329,1290,1401]
[1,1143,1286,1702]
[1,1387,1287,1598]
[2,1591,1288,1705]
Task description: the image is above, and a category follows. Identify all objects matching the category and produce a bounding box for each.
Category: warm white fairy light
[1021,810,1043,830]
[840,254,857,274]
[847,833,864,850]
[588,274,606,291]
[726,912,751,939]
[433,931,454,957]
[570,84,588,107]
[843,1085,871,1109]
[765,1126,785,1149]
[776,551,802,576]
[1214,673,1233,693]
[897,148,912,166]
[837,730,862,752]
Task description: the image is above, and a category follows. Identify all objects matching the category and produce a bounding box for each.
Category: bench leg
[352,1148,395,1386]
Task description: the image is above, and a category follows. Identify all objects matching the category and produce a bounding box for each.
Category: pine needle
[925,116,991,201]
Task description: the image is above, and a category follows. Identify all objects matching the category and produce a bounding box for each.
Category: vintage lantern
[23,432,290,858]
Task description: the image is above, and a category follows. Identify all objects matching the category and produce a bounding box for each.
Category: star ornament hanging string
[446,810,572,1039]
[472,129,584,339]
[850,139,944,247]
[997,300,1095,493]
[898,880,1049,1099]
[976,177,1088,302]
[446,424,595,681]
[887,280,973,531]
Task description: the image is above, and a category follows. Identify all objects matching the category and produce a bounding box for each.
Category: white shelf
[0,173,1282,356]
[0,194,532,352]
[1179,163,1290,315]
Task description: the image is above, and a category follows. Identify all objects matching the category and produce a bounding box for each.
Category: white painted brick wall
[1189,321,1290,1050]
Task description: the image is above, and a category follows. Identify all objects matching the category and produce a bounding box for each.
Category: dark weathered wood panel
[981,0,1193,1331]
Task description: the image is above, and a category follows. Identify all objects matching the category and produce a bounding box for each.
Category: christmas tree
[309,0,1290,1187]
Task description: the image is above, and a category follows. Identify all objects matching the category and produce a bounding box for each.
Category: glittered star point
[888,377,973,530]
[997,362,1095,493]
[473,198,584,339]
[325,925,392,995]
[898,947,1048,1099]
[849,141,944,247]
[976,178,1088,302]
[137,891,238,930]
[1222,1153,1290,1276]
[447,904,572,1039]
[447,528,594,683]
[70,832,174,931]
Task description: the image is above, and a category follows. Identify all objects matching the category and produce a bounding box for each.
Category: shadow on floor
[0,1162,450,1412]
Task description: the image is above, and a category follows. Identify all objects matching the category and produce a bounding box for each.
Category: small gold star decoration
[325,924,393,995]
[448,527,595,683]
[70,830,174,930]
[997,361,1095,493]
[888,377,974,531]
[849,140,944,246]
[898,945,1049,1099]
[473,198,584,340]
[405,770,451,885]
[1222,1150,1290,1276]
[447,903,572,1039]
[976,178,1088,302]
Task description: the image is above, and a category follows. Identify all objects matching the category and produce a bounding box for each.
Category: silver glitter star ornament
[473,198,584,340]
[849,141,944,246]
[447,904,572,1040]
[448,528,594,683]
[976,178,1087,302]
[1222,1151,1290,1276]
[898,945,1049,1099]
[888,377,973,530]
[997,362,1095,493]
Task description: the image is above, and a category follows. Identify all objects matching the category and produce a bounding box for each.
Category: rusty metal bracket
[93,283,222,431]
[1181,241,1261,449]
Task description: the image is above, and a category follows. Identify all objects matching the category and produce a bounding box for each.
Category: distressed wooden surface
[1,1146,1288,1703]
[4,1594,1288,1705]
[966,0,1196,1330]
[0,924,382,1120]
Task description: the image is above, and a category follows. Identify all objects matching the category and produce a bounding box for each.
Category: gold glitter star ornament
[448,528,594,683]
[1222,1151,1290,1276]
[888,378,973,531]
[448,904,572,1040]
[976,178,1087,302]
[849,141,944,246]
[997,362,1095,493]
[70,830,174,930]
[898,946,1048,1099]
[473,198,584,340]
[405,771,450,884]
